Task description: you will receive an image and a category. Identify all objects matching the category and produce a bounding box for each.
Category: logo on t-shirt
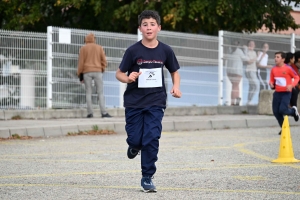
[137,59,143,65]
[136,59,163,65]
[148,72,155,78]
[282,71,286,75]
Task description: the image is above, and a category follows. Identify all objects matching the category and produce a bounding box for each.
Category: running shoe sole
[141,187,157,193]
[127,147,139,159]
[292,106,299,122]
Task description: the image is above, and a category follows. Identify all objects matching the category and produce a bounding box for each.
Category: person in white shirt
[226,40,251,106]
[256,43,273,91]
[245,40,259,105]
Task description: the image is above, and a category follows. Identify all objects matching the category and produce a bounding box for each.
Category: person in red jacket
[269,52,299,135]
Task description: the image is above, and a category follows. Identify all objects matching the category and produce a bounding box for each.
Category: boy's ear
[158,25,161,31]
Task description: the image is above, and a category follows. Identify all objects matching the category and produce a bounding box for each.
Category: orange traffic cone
[272,116,300,163]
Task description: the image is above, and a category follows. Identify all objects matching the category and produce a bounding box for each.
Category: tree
[113,0,300,35]
[0,0,300,35]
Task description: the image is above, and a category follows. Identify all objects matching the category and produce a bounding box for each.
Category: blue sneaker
[127,147,139,159]
[141,176,157,192]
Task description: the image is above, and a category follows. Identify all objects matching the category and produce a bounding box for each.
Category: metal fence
[0,27,299,110]
[0,30,47,109]
[47,27,137,109]
[157,31,219,106]
[220,31,293,106]
[47,28,219,109]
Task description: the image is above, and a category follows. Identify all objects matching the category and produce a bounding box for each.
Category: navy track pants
[272,91,294,127]
[125,106,165,177]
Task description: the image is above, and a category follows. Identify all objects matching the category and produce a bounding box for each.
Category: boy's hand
[170,87,181,98]
[128,72,142,83]
[286,85,293,91]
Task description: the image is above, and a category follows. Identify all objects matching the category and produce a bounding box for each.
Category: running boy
[269,52,299,135]
[115,10,181,192]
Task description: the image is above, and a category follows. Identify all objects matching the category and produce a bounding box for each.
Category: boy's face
[274,54,284,66]
[139,17,161,41]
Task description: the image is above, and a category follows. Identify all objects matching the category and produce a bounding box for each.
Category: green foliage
[11,133,21,139]
[11,115,22,120]
[0,0,300,35]
[241,110,248,114]
[92,125,99,131]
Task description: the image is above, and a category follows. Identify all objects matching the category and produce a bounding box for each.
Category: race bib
[138,68,162,88]
[274,77,286,87]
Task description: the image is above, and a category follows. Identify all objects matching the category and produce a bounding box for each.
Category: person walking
[77,33,112,118]
[269,52,299,135]
[115,10,181,192]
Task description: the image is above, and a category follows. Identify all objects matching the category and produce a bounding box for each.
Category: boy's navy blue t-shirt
[119,40,180,108]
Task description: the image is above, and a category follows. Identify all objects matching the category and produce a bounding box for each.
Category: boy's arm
[269,68,275,89]
[170,70,181,98]
[290,68,299,87]
[116,69,130,83]
[285,68,299,91]
[115,69,141,83]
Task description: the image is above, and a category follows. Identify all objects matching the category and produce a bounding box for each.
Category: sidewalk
[1,105,296,138]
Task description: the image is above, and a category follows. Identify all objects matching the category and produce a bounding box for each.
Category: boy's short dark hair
[294,51,300,63]
[275,51,286,59]
[138,10,161,26]
[284,52,294,64]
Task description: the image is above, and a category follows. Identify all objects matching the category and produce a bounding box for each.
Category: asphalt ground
[1,125,300,200]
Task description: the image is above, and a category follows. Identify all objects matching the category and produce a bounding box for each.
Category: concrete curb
[0,117,288,139]
[0,106,292,139]
[0,106,257,120]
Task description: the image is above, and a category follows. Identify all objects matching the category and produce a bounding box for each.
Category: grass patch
[11,133,21,139]
[11,115,22,120]
[67,125,116,136]
[92,125,99,131]
[0,133,33,141]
